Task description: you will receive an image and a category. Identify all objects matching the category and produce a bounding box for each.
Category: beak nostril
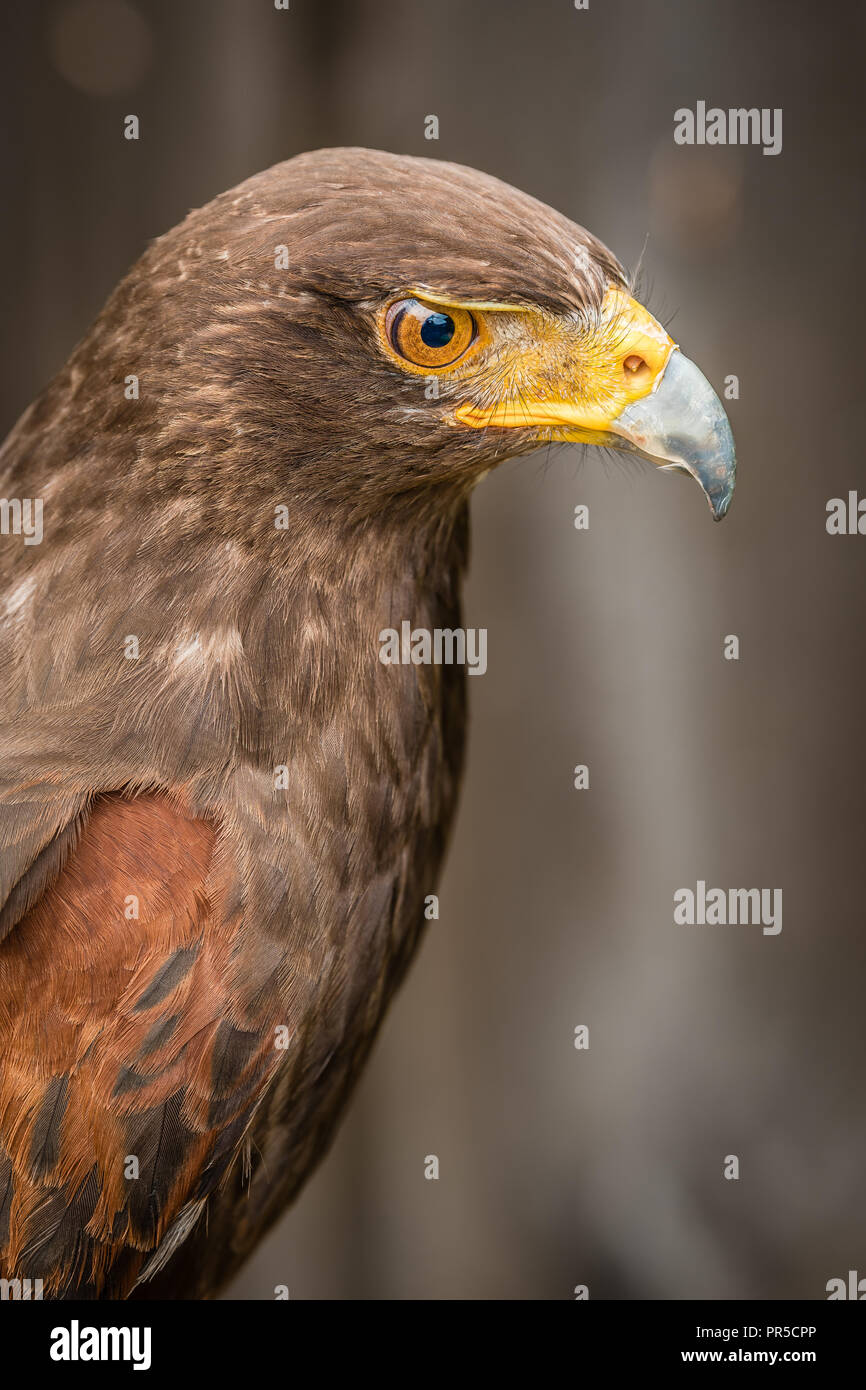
[622,353,653,389]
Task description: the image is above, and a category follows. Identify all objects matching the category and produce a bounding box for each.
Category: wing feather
[0,790,282,1298]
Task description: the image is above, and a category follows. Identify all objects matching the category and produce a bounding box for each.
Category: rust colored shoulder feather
[0,791,281,1298]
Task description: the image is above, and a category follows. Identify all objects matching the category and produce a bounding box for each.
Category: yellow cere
[452,287,676,437]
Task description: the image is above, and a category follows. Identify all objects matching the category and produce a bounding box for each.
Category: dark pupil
[420,311,455,348]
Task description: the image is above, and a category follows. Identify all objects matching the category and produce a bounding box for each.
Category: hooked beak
[454,286,736,520]
[609,346,736,520]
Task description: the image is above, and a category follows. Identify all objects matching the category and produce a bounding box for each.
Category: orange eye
[386,298,477,369]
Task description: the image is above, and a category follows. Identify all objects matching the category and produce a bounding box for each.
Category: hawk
[0,148,735,1298]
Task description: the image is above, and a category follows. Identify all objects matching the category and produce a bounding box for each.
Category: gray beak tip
[705,456,736,521]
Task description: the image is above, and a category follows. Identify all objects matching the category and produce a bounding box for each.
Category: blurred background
[2,0,864,1299]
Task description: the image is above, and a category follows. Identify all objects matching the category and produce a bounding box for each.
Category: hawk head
[6,147,734,556]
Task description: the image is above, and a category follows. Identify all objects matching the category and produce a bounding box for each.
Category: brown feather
[0,792,281,1295]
